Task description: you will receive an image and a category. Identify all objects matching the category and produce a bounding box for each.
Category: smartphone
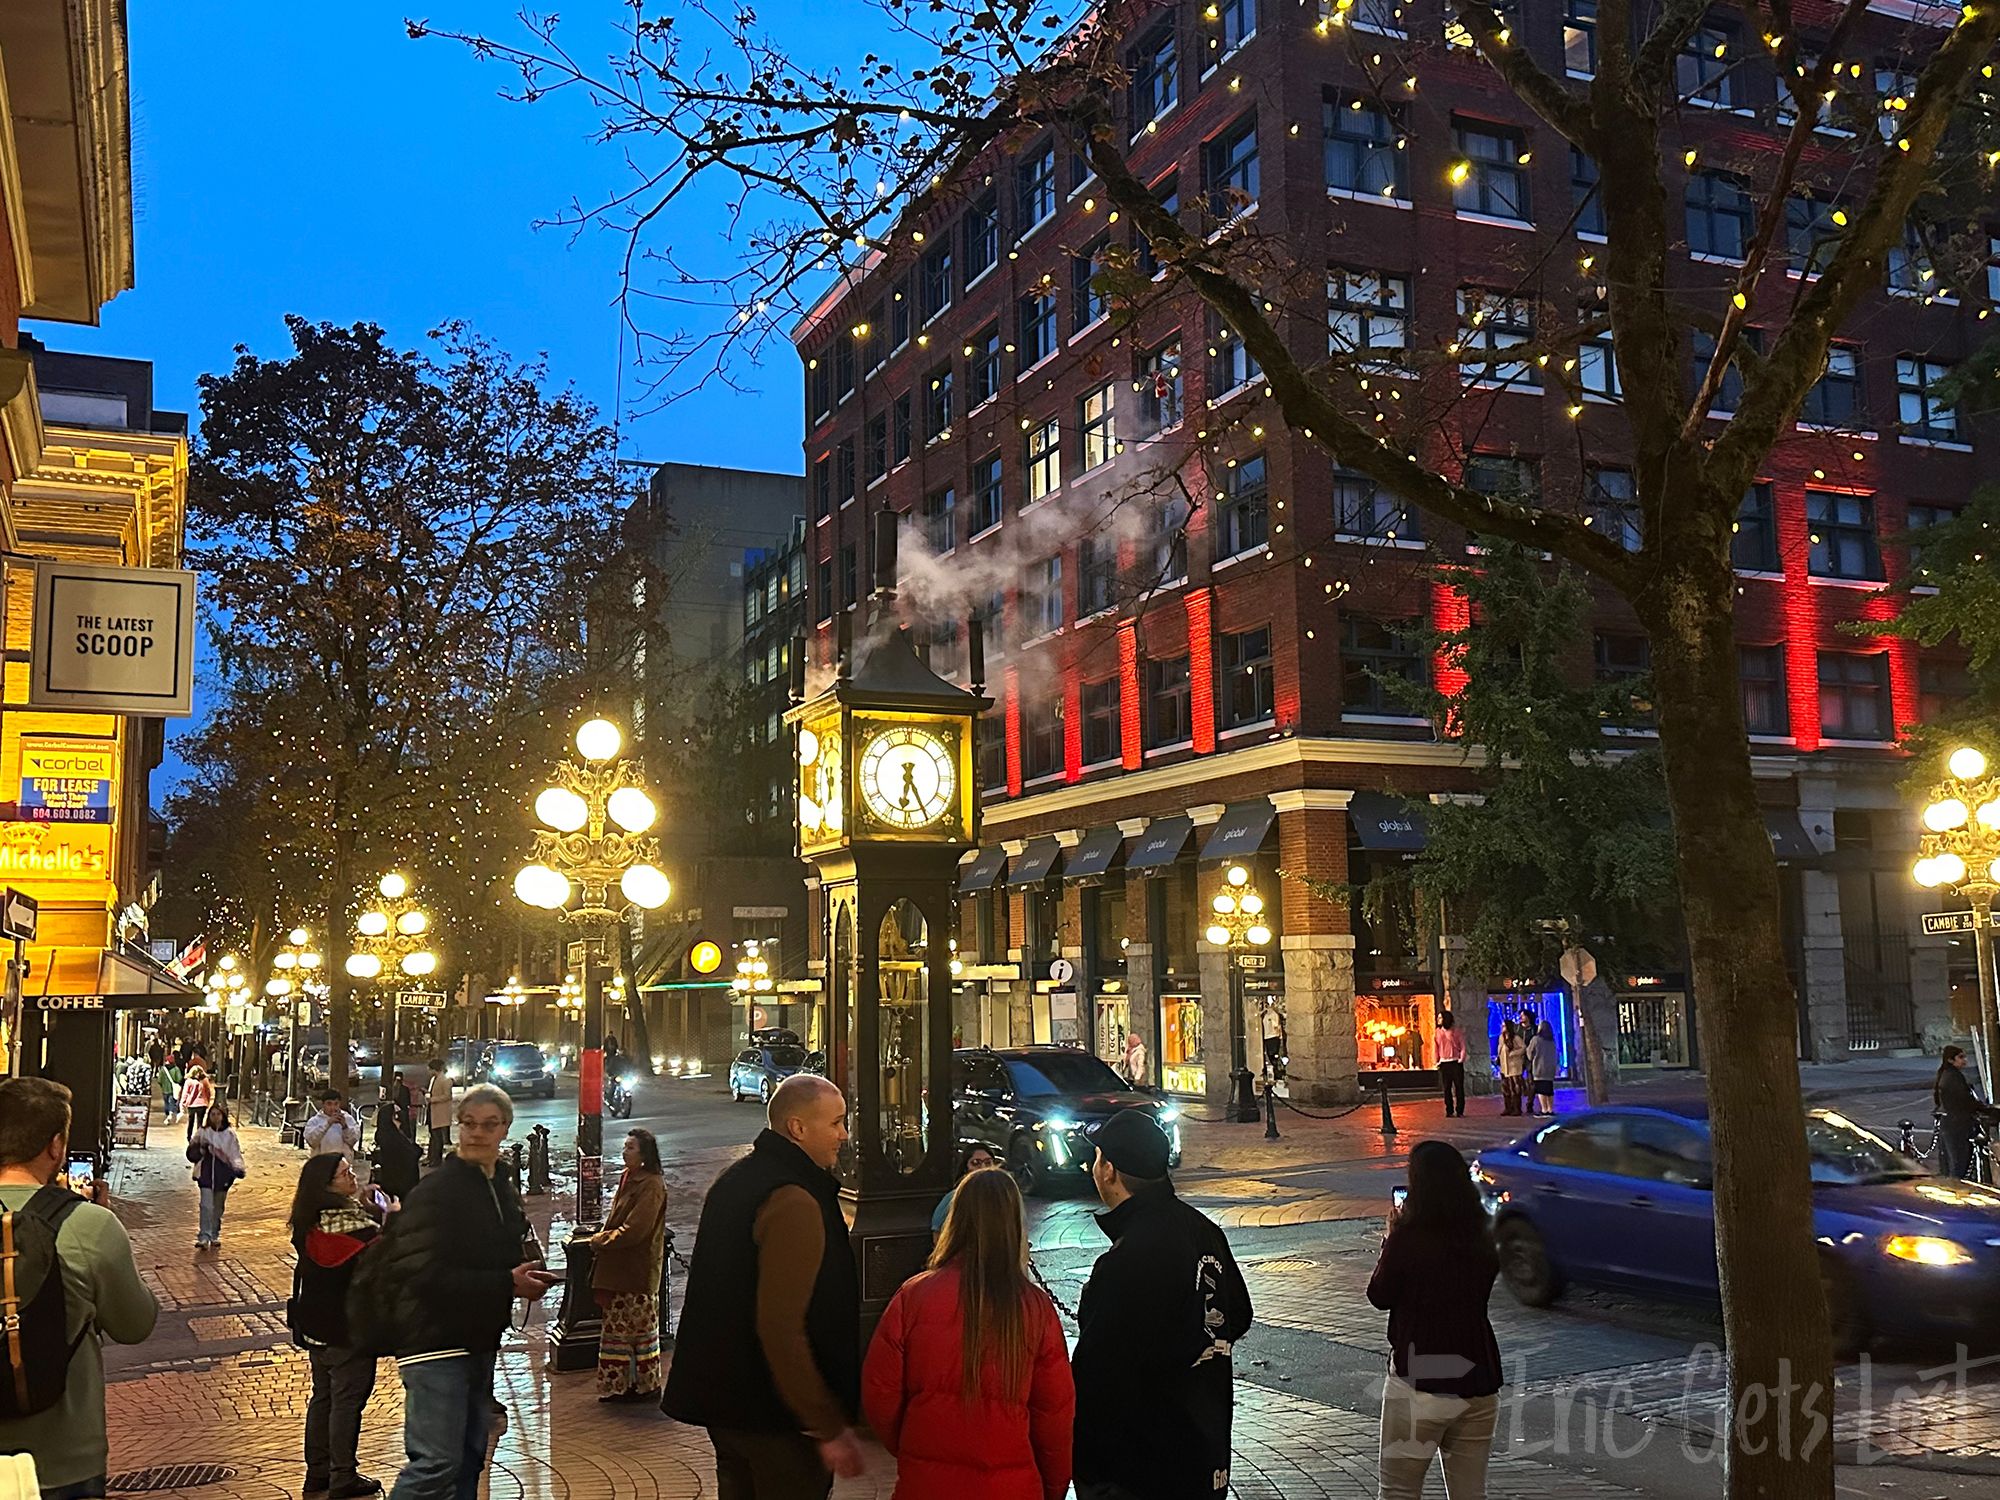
[67,1157,95,1198]
[1391,1185,1408,1212]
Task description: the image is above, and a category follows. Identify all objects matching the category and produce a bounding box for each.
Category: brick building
[789,0,1985,1109]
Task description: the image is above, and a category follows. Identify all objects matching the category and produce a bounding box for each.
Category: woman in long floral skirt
[591,1127,668,1401]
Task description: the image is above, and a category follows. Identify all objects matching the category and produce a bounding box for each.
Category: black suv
[951,1046,1182,1195]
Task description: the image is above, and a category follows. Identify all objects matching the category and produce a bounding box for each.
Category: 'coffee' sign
[29,561,197,717]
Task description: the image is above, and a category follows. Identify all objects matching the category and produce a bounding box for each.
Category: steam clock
[786,623,987,1330]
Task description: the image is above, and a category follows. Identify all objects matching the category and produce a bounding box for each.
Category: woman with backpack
[862,1166,1073,1499]
[288,1152,385,1498]
[178,1065,213,1141]
[188,1102,245,1249]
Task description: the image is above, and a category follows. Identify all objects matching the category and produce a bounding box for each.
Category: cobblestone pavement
[89,1083,2000,1500]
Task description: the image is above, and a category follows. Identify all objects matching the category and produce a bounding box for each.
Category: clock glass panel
[858,726,956,829]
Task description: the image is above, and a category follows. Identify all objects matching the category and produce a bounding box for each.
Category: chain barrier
[1275,1093,1369,1122]
[1028,1254,1080,1325]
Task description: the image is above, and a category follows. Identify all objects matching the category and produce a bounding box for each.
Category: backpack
[0,1184,87,1418]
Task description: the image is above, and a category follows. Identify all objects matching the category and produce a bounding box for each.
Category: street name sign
[1236,953,1269,969]
[1922,910,1979,935]
[29,561,197,716]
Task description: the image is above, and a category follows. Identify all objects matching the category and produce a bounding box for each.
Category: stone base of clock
[844,1183,947,1351]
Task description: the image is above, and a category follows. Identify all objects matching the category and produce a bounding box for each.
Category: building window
[1025,418,1061,503]
[1594,632,1653,724]
[840,543,858,607]
[1452,120,1529,222]
[1587,467,1642,550]
[1803,345,1862,427]
[1807,491,1882,580]
[964,192,998,282]
[1218,626,1274,728]
[1898,357,1958,442]
[1740,645,1789,735]
[978,710,1006,790]
[1145,656,1192,747]
[864,413,888,484]
[972,453,1004,536]
[1130,20,1178,133]
[1079,384,1116,471]
[1073,239,1110,329]
[1217,453,1268,560]
[1732,484,1778,572]
[1678,21,1741,108]
[1334,468,1418,541]
[1019,292,1059,368]
[812,456,832,519]
[1022,693,1063,780]
[1905,502,1958,578]
[861,301,885,376]
[919,615,960,676]
[1571,148,1604,236]
[1921,658,1972,722]
[809,361,831,424]
[1457,289,1537,386]
[1341,616,1423,714]
[924,486,956,555]
[1023,554,1063,638]
[834,335,855,400]
[1329,269,1409,365]
[816,559,834,622]
[925,363,954,440]
[893,392,913,464]
[1141,340,1184,433]
[891,277,912,349]
[1079,534,1116,616]
[1201,0,1255,72]
[1818,651,1891,740]
[1082,677,1121,763]
[1139,177,1178,279]
[1147,495,1190,585]
[1888,221,1943,298]
[1324,97,1404,201]
[1206,116,1259,224]
[971,590,1005,658]
[970,324,1001,408]
[1019,144,1057,233]
[1344,0,1408,39]
[1443,0,1514,46]
[1209,308,1261,397]
[1564,0,1596,75]
[1785,195,1843,276]
[1465,453,1540,503]
[1687,172,1753,261]
[1578,291,1619,401]
[1691,329,1755,413]
[836,439,857,503]
[920,243,953,324]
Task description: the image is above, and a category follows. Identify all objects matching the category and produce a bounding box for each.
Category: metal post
[1975,891,2000,1104]
[579,939,605,1225]
[1227,960,1257,1123]
[1262,1062,1280,1140]
[1379,1078,1398,1136]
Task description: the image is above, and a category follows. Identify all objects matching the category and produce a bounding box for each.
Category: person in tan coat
[591,1128,669,1401]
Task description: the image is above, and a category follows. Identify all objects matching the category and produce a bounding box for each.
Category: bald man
[663,1074,864,1498]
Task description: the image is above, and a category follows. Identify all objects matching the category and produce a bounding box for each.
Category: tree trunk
[325,836,354,1103]
[1574,986,1611,1107]
[1639,570,1835,1499]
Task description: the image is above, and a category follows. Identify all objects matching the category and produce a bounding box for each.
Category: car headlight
[1158,1105,1180,1122]
[1041,1116,1077,1133]
[1884,1235,1974,1267]
[492,1066,512,1078]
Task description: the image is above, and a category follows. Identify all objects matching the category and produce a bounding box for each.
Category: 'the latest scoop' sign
[29,561,197,717]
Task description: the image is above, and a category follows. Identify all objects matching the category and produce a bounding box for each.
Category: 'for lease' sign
[29,561,197,717]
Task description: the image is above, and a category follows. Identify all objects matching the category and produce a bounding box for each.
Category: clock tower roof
[843,625,991,713]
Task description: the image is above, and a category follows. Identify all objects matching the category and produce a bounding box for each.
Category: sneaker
[328,1479,382,1499]
[304,1477,330,1495]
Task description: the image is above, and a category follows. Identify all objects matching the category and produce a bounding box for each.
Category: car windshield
[1006,1054,1129,1097]
[768,1046,809,1068]
[1807,1111,1925,1184]
[493,1046,543,1068]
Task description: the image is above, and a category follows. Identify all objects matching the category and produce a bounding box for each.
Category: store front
[1355,975,1438,1089]
[1485,984,1574,1078]
[955,846,1010,1046]
[1067,827,1131,1072]
[1614,972,1692,1068]
[1347,792,1436,1091]
[1128,815,1202,1094]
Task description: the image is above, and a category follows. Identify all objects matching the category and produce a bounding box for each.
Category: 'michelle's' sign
[29,561,197,717]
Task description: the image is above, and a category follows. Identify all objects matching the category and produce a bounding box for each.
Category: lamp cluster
[267,927,327,1019]
[732,940,774,995]
[344,872,438,981]
[202,954,247,1013]
[1914,747,2000,890]
[1204,865,1274,949]
[514,718,672,918]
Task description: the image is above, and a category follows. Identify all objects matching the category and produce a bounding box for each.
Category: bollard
[527,1125,553,1196]
[1897,1119,1917,1156]
[1262,1073,1280,1140]
[1379,1078,1397,1137]
[511,1141,526,1183]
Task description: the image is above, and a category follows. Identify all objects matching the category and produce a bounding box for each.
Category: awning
[1200,800,1277,863]
[1125,815,1195,870]
[1063,826,1125,879]
[958,846,1008,891]
[1005,837,1063,885]
[1347,791,1427,851]
[1764,810,1818,862]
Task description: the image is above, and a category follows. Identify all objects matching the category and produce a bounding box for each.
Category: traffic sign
[2,888,38,942]
[1236,953,1269,969]
[1048,957,1075,985]
[395,989,448,1009]
[1923,910,1980,936]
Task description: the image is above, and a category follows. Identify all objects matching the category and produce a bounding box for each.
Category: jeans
[306,1344,380,1487]
[1438,1062,1466,1117]
[1379,1375,1499,1499]
[42,1479,107,1500]
[708,1428,830,1500]
[1939,1125,1975,1181]
[198,1185,230,1244]
[390,1352,498,1500]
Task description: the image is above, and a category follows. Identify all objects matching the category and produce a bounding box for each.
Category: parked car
[729,1042,812,1104]
[478,1041,556,1099]
[951,1046,1181,1196]
[444,1037,489,1082]
[1475,1103,2000,1352]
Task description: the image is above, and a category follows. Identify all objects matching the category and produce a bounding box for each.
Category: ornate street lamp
[1913,745,2000,1095]
[1204,864,1273,1126]
[267,928,324,1102]
[343,873,438,1114]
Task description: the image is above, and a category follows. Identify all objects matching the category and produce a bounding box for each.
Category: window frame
[1205,115,1260,226]
[1079,383,1117,472]
[971,453,1005,538]
[1328,268,1410,369]
[1018,144,1058,238]
[1806,490,1883,581]
[1452,120,1530,224]
[1340,615,1425,716]
[1218,624,1275,728]
[1025,417,1062,504]
[1216,452,1269,561]
[1817,650,1892,742]
[1897,356,1959,443]
[1324,95,1406,203]
[1145,654,1194,748]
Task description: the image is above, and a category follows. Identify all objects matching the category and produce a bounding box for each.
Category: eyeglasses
[457,1114,507,1134]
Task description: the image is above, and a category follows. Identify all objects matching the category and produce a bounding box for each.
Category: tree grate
[108,1466,238,1492]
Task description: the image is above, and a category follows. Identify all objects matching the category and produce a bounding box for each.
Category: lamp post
[1913,745,2000,1097]
[267,928,324,1103]
[512,717,671,1227]
[731,940,775,1034]
[1204,864,1273,1125]
[342,873,438,1124]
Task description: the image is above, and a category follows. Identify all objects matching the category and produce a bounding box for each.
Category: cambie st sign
[1922,910,1980,936]
[29,561,198,717]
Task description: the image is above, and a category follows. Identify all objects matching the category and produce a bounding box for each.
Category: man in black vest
[663,1073,864,1498]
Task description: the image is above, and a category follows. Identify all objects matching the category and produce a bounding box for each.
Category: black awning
[1063,826,1125,878]
[1764,810,1818,862]
[1200,800,1278,863]
[958,846,1008,891]
[1348,791,1427,851]
[1126,814,1195,869]
[1005,836,1063,885]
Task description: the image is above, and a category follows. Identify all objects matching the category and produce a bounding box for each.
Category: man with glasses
[362,1083,560,1500]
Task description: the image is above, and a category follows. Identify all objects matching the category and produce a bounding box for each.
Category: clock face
[858,726,956,830]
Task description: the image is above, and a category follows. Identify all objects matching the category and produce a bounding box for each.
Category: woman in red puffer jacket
[862,1168,1073,1500]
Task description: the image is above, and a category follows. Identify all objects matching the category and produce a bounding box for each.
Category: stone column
[1188,805,1233,1116]
[1797,791,1848,1061]
[1272,791,1360,1106]
[1440,935,1495,1093]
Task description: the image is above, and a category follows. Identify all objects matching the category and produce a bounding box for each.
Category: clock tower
[785,616,988,1334]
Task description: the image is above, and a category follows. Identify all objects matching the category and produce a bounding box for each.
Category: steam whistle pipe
[968,616,986,695]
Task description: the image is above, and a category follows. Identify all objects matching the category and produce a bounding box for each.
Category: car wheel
[1822,1256,1871,1359]
[759,1077,773,1105]
[1008,1137,1044,1198]
[1496,1218,1562,1307]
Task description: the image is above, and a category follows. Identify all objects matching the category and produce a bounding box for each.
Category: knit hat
[1093,1108,1173,1179]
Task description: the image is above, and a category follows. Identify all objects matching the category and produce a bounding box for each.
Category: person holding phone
[288,1153,388,1498]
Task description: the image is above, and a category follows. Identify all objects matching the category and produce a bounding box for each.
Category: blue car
[1475,1102,2000,1351]
[729,1043,813,1104]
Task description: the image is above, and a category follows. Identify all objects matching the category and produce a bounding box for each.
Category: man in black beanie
[1070,1109,1252,1500]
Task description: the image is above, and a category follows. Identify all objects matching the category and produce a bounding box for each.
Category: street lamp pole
[343,873,437,1129]
[1204,865,1272,1125]
[1913,745,2000,1100]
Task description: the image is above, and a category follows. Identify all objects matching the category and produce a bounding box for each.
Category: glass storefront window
[878,899,929,1173]
[1356,991,1435,1071]
[1616,987,1689,1067]
[1160,987,1205,1095]
[1094,987,1133,1074]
